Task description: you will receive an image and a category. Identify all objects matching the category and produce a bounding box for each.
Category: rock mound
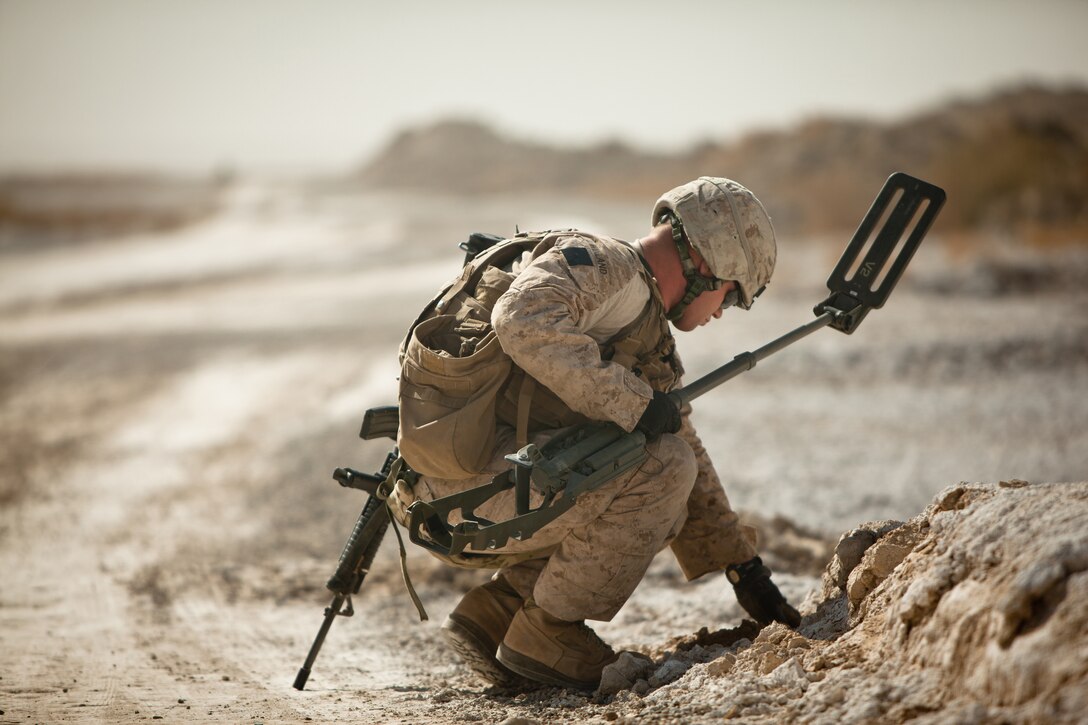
[602,480,1088,723]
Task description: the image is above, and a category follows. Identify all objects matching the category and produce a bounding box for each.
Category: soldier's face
[672,282,735,332]
[672,246,737,332]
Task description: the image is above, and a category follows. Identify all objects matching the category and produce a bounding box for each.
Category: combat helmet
[652,177,776,318]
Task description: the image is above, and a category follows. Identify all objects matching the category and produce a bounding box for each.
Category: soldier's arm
[492,246,652,432]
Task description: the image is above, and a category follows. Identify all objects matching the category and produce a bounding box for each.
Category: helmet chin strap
[660,213,723,321]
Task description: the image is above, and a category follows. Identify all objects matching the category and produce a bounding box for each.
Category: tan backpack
[397,232,559,479]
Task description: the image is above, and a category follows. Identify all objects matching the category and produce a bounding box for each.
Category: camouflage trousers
[393,427,697,622]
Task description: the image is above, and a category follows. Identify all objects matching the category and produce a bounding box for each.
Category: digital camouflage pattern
[493,231,662,433]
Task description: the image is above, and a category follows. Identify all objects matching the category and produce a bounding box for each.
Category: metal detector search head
[816,172,946,333]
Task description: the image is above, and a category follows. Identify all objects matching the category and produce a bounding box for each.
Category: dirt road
[2,181,1085,723]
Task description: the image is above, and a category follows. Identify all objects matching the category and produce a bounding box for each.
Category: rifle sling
[380,458,428,621]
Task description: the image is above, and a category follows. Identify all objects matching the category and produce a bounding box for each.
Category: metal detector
[674,171,946,406]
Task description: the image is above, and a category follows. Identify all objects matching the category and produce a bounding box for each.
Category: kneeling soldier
[393,178,800,690]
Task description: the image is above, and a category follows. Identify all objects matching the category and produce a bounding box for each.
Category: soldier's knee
[647,433,697,497]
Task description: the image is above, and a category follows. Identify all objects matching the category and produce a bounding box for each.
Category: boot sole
[441,615,528,689]
[496,643,600,691]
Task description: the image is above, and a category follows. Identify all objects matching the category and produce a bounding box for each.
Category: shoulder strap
[436,232,556,314]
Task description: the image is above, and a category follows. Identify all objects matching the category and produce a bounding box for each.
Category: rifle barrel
[294,593,345,690]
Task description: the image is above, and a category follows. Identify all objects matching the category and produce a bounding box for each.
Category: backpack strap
[436,234,549,314]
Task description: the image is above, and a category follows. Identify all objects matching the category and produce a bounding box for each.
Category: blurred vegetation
[357,84,1088,245]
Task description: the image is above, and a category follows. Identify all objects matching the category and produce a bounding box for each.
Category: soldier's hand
[635,391,682,441]
[726,556,802,629]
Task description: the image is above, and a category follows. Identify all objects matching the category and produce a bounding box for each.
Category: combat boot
[441,575,526,687]
[497,600,618,690]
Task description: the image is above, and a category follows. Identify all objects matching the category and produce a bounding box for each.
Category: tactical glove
[726,556,802,628]
[635,391,682,441]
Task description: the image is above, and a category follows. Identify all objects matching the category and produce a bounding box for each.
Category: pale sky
[1,0,1086,174]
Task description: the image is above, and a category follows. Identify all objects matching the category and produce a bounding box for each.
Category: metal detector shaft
[670,311,837,408]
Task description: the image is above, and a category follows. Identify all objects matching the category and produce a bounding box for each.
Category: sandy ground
[1,180,1086,724]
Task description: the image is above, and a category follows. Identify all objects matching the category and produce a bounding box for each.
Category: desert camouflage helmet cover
[652,177,777,308]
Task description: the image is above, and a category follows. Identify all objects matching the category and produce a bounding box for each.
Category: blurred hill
[0,172,225,252]
[357,84,1088,242]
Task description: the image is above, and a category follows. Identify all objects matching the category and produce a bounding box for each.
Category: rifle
[293,407,410,691]
[292,171,945,690]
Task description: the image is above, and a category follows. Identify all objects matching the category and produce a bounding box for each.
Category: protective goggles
[720,283,766,311]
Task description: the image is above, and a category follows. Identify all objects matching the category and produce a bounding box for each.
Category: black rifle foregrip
[351,510,389,595]
[326,494,388,595]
